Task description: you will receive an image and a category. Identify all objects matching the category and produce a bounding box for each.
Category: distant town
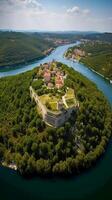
[65,47,86,61]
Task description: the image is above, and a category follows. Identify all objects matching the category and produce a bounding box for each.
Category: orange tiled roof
[55,75,64,88]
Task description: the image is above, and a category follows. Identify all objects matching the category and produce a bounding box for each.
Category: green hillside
[81,41,112,80]
[0,32,54,68]
[84,32,112,43]
[0,63,111,176]
[67,41,112,80]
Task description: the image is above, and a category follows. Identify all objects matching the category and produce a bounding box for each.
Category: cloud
[24,0,42,10]
[108,17,112,21]
[67,6,80,14]
[83,9,90,15]
[0,0,43,12]
[0,1,111,32]
[67,5,90,16]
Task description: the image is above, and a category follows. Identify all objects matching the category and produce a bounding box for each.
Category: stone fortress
[30,62,79,128]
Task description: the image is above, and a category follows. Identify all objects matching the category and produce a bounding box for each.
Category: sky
[0,0,112,32]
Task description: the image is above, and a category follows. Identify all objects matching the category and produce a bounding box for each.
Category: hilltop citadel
[30,61,79,127]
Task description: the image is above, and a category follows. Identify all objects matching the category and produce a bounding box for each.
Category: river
[0,42,112,200]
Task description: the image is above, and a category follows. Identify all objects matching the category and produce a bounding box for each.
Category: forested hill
[0,31,112,69]
[66,41,112,80]
[0,31,54,68]
[84,33,112,43]
[79,41,112,80]
[0,63,111,177]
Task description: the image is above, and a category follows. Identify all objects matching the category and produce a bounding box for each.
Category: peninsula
[0,62,111,176]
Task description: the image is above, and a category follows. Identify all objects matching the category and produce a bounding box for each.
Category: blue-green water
[0,42,112,200]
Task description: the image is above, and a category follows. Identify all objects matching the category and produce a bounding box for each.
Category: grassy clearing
[49,101,57,111]
[65,88,75,98]
[39,94,59,111]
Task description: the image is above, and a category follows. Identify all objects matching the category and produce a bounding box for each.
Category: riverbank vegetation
[0,31,81,69]
[0,31,112,71]
[65,41,112,80]
[0,32,55,68]
[83,32,112,43]
[0,63,111,177]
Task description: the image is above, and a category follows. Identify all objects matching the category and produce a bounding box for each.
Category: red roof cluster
[44,70,51,82]
[55,75,64,89]
[42,63,65,89]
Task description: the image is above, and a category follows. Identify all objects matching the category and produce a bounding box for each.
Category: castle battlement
[30,62,79,127]
[30,86,79,128]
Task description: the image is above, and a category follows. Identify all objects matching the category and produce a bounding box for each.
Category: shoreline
[0,42,75,73]
[80,61,112,84]
[0,47,55,72]
[64,42,112,84]
[64,53,112,84]
[89,68,112,84]
[1,162,17,171]
[0,137,111,177]
[0,63,111,178]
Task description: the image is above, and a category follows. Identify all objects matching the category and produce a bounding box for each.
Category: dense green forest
[0,31,84,69]
[0,63,112,177]
[0,31,112,70]
[67,41,112,80]
[0,32,54,68]
[38,32,112,43]
[83,32,112,43]
[0,31,82,69]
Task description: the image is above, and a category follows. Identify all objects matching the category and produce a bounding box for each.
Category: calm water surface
[0,42,112,200]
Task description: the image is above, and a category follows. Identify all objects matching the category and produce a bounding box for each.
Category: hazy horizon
[0,0,112,32]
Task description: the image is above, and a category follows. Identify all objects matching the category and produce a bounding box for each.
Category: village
[30,61,79,127]
[65,47,86,61]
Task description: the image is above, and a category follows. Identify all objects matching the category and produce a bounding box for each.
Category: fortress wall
[30,86,76,128]
[30,86,47,118]
[45,107,75,127]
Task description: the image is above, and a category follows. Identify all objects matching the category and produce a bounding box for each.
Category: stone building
[30,86,78,128]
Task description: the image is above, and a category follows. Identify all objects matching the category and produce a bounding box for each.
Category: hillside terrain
[0,31,81,69]
[0,31,112,70]
[0,63,111,176]
[84,32,112,43]
[0,32,55,68]
[65,41,112,80]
